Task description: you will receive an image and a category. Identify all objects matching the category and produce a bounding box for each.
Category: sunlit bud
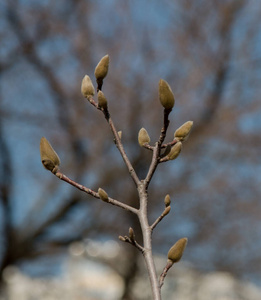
[129,227,135,241]
[174,121,193,142]
[97,91,108,109]
[167,238,188,264]
[159,79,175,110]
[138,128,150,146]
[40,137,60,173]
[167,142,182,160]
[164,194,171,207]
[81,75,95,98]
[162,206,171,217]
[117,131,122,139]
[98,188,109,202]
[95,55,109,82]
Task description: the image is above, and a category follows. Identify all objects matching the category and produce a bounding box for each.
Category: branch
[54,170,139,215]
[150,206,171,231]
[145,109,171,186]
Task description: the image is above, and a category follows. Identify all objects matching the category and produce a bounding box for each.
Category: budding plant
[39,54,193,300]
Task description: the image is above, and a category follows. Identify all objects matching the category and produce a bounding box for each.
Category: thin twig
[159,261,173,288]
[119,235,144,252]
[150,206,171,231]
[54,171,139,214]
[106,115,140,187]
[145,109,171,186]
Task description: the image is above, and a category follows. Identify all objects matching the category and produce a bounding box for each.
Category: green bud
[159,79,175,110]
[167,142,182,160]
[40,137,60,173]
[97,91,108,109]
[138,128,150,146]
[81,75,95,98]
[98,188,109,202]
[174,121,193,142]
[167,238,188,264]
[164,194,171,207]
[94,55,109,81]
[162,206,171,217]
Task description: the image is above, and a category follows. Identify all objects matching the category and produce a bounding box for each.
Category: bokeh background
[0,0,261,299]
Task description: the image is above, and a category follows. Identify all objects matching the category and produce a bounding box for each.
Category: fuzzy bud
[81,75,95,98]
[167,142,182,160]
[138,128,150,146]
[98,188,109,202]
[97,91,108,109]
[174,121,193,142]
[162,206,171,217]
[95,55,109,82]
[159,79,175,110]
[164,194,171,207]
[40,137,60,173]
[167,238,188,264]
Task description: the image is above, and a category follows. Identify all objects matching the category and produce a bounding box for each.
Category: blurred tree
[0,0,261,298]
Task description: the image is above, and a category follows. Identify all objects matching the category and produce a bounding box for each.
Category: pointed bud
[81,75,95,98]
[98,188,109,202]
[167,238,188,264]
[164,194,171,207]
[97,91,108,109]
[95,55,109,82]
[117,131,122,139]
[138,128,150,146]
[167,142,182,160]
[159,79,175,110]
[40,137,60,173]
[129,227,135,241]
[174,121,193,142]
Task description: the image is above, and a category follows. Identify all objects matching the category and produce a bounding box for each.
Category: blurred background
[0,0,261,299]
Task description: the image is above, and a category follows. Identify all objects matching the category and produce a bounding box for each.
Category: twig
[118,234,144,253]
[145,109,171,186]
[150,206,171,231]
[105,114,140,187]
[54,171,139,214]
[159,260,173,288]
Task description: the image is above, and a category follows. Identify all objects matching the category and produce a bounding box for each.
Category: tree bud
[40,137,60,173]
[167,238,188,264]
[97,91,108,109]
[138,128,150,146]
[159,79,175,110]
[162,206,171,217]
[167,142,182,160]
[94,55,109,81]
[164,194,171,207]
[81,75,95,98]
[174,121,193,142]
[117,131,122,140]
[98,188,109,202]
[129,227,135,241]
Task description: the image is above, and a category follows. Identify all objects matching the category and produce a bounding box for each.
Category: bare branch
[159,260,173,288]
[54,171,139,215]
[151,206,171,231]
